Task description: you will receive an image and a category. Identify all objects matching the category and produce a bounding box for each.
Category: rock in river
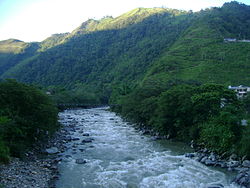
[242,160,250,168]
[75,159,87,164]
[81,138,94,143]
[46,147,59,154]
[82,133,90,136]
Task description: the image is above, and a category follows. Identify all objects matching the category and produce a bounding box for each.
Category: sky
[0,0,250,42]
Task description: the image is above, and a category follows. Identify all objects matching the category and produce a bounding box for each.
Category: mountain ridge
[0,2,249,103]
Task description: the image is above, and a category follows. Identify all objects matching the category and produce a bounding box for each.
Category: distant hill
[0,1,249,102]
[0,39,39,76]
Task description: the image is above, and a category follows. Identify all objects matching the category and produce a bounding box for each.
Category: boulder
[76,159,87,164]
[82,138,94,143]
[216,161,227,168]
[200,156,208,164]
[46,147,59,154]
[227,160,240,168]
[82,133,90,136]
[233,170,250,187]
[205,159,216,166]
[185,153,196,158]
[64,136,72,141]
[242,160,250,168]
[208,153,217,162]
[71,137,80,141]
[207,183,224,188]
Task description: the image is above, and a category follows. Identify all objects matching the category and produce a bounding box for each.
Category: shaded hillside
[0,2,250,103]
[1,8,193,91]
[0,39,39,76]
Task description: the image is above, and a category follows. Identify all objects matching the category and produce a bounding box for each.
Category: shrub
[200,110,241,154]
[0,79,58,160]
[238,125,250,158]
[0,139,10,164]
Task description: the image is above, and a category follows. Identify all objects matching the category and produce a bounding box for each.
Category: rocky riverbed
[185,150,250,187]
[1,107,249,188]
[0,113,72,188]
[138,125,250,188]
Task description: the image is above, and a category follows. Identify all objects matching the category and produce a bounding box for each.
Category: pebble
[0,158,51,188]
[0,115,74,188]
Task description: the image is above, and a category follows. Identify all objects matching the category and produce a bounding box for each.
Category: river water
[56,107,239,188]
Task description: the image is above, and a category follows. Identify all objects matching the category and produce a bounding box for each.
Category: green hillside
[143,1,250,87]
[0,39,39,76]
[1,1,250,158]
[0,2,249,103]
[107,2,250,158]
[1,7,193,102]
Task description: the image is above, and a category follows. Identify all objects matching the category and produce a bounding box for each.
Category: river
[56,107,239,188]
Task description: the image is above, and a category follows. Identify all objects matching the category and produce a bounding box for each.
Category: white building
[224,38,237,42]
[228,85,250,98]
[239,39,250,43]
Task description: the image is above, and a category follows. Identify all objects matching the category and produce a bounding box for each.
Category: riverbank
[185,150,250,187]
[0,124,67,188]
[0,108,94,188]
[1,107,247,187]
[56,108,240,187]
[138,126,250,187]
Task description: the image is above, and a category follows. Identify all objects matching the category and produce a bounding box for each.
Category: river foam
[56,108,239,188]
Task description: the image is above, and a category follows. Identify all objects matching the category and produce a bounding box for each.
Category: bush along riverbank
[0,79,60,187]
[112,83,250,187]
[0,125,69,188]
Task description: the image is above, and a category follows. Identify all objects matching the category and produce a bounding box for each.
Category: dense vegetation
[143,2,250,88]
[0,2,250,100]
[0,80,58,163]
[0,2,250,158]
[0,39,39,76]
[1,7,193,104]
[113,83,250,158]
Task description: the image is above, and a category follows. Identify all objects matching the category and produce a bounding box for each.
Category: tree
[0,79,58,159]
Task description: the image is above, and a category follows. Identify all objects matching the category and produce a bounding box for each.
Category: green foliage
[0,138,10,164]
[144,2,250,87]
[0,39,28,54]
[117,83,247,156]
[1,8,193,100]
[238,125,250,158]
[243,94,250,117]
[0,40,39,76]
[200,110,241,154]
[0,79,58,160]
[39,33,69,51]
[0,116,10,163]
[151,85,194,138]
[0,3,250,105]
[0,2,249,158]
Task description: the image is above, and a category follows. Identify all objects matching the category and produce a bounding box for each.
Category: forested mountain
[0,39,39,76]
[1,1,250,161]
[0,2,250,103]
[142,1,250,87]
